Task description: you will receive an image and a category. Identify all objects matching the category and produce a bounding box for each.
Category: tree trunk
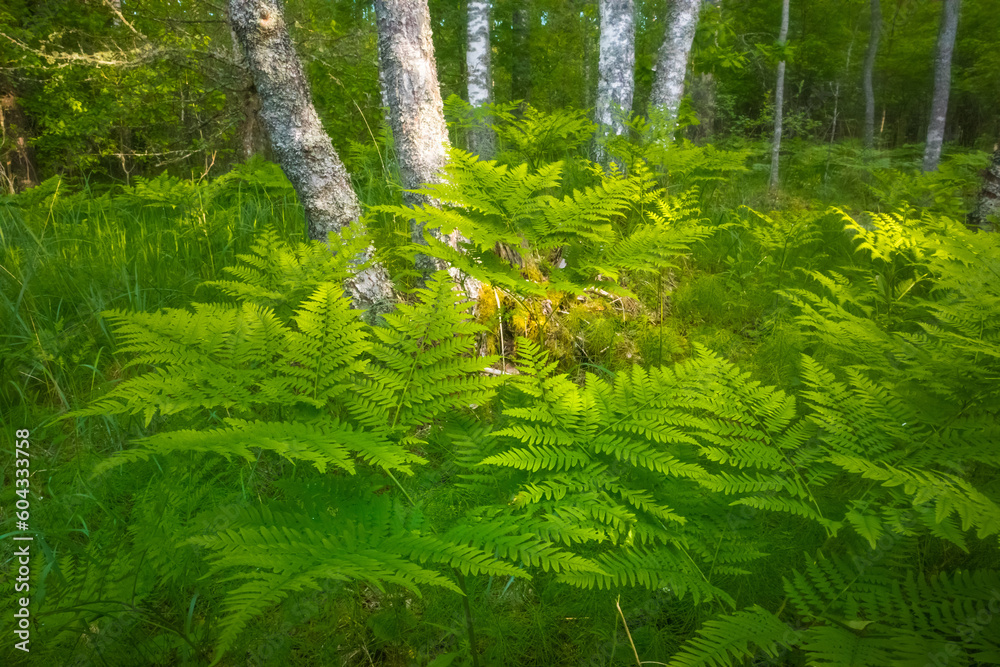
[0,83,38,194]
[228,0,395,310]
[862,0,881,150]
[594,0,635,163]
[229,23,269,161]
[649,0,701,139]
[511,1,531,105]
[466,0,496,159]
[374,0,450,209]
[922,0,961,173]
[769,0,790,191]
[968,146,1000,230]
[688,0,720,143]
[375,0,482,299]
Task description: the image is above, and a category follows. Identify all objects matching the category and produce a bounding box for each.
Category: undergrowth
[1,110,997,666]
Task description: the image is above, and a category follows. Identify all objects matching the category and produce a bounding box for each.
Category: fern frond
[666,606,791,667]
[347,270,500,434]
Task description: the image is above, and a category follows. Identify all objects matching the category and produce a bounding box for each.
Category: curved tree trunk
[922,0,961,173]
[769,0,790,191]
[228,0,395,310]
[594,0,635,163]
[466,0,496,159]
[649,0,701,139]
[862,0,881,150]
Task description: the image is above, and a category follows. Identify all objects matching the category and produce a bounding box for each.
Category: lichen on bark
[594,0,635,163]
[228,0,395,310]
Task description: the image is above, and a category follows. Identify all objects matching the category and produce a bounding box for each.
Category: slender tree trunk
[769,0,790,191]
[862,0,881,150]
[594,0,635,163]
[649,0,701,139]
[228,0,395,310]
[968,146,1000,230]
[922,0,961,172]
[511,1,531,105]
[466,0,495,159]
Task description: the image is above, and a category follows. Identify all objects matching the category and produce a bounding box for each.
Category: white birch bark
[862,0,881,150]
[594,0,635,161]
[374,0,450,209]
[228,0,395,311]
[375,0,480,298]
[466,0,495,159]
[769,0,790,191]
[649,0,701,137]
[922,0,961,173]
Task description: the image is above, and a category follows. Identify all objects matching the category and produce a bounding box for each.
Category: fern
[666,605,791,666]
[346,269,501,437]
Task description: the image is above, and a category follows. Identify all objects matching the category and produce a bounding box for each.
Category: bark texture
[229,24,269,161]
[968,147,1000,230]
[649,0,701,135]
[594,0,635,159]
[228,0,395,310]
[466,0,496,159]
[922,0,961,172]
[769,0,790,191]
[374,0,450,208]
[375,0,480,299]
[862,0,881,150]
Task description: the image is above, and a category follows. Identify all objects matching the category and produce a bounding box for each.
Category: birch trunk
[594,0,635,162]
[649,0,701,138]
[769,0,790,191]
[968,146,1000,230]
[374,0,450,209]
[862,0,881,150]
[228,0,395,310]
[466,0,496,159]
[922,0,961,173]
[375,0,480,299]
[229,23,269,161]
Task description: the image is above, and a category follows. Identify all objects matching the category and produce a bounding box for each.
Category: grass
[0,136,994,665]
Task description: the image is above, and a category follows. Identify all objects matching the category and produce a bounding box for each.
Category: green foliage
[376,148,709,305]
[5,104,1000,666]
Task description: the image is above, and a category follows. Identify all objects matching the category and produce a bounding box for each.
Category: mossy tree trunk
[228,0,395,310]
